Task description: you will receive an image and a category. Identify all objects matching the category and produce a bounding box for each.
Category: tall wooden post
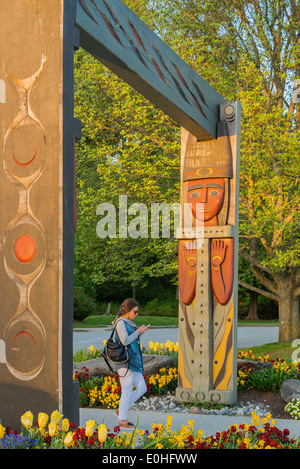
[0,0,80,429]
[176,102,240,404]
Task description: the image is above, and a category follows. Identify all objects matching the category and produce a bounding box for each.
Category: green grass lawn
[237,341,298,365]
[73,314,178,328]
[74,315,278,329]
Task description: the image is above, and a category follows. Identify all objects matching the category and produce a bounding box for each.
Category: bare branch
[238,280,279,302]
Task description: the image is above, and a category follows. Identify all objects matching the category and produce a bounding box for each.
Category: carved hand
[211,239,227,270]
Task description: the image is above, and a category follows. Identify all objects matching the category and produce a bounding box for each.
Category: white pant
[118,368,147,421]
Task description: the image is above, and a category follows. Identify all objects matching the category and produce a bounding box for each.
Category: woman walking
[112,298,149,429]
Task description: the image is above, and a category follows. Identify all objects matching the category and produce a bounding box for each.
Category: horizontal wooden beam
[75,0,225,140]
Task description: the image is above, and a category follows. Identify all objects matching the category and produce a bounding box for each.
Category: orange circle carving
[14,235,36,263]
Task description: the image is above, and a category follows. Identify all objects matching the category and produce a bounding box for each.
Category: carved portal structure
[0,0,240,428]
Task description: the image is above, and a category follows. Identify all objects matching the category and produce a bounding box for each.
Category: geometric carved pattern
[2,58,47,380]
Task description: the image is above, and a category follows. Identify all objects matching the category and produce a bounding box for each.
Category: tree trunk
[245,291,259,321]
[277,277,300,343]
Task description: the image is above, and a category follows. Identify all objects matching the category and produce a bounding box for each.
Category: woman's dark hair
[112,298,139,326]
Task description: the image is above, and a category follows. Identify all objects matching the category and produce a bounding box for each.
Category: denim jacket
[113,318,144,374]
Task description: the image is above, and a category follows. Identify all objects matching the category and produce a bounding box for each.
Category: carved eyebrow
[188,183,224,191]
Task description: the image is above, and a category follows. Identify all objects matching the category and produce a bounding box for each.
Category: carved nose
[199,188,207,203]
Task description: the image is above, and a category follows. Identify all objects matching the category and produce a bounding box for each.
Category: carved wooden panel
[176,102,240,404]
[0,0,78,429]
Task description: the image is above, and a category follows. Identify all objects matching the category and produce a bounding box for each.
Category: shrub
[143,298,178,317]
[74,287,98,321]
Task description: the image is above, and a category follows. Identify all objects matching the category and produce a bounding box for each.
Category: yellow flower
[50,410,63,425]
[21,411,33,429]
[38,412,49,429]
[62,418,70,432]
[0,424,5,439]
[166,416,173,431]
[48,421,57,437]
[98,424,108,443]
[188,419,195,430]
[64,431,74,447]
[85,419,96,437]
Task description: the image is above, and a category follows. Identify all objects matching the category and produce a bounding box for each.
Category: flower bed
[74,366,178,408]
[1,410,299,449]
[237,350,300,392]
[73,346,300,419]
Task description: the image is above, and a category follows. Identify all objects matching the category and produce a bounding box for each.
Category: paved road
[73,325,279,351]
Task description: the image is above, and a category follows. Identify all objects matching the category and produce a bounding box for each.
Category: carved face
[187,178,225,222]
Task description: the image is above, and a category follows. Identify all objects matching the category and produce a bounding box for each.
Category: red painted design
[12,331,36,350]
[13,147,37,166]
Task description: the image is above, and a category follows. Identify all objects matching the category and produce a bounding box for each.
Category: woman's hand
[137,325,149,335]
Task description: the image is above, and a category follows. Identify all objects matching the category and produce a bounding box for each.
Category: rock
[74,358,112,377]
[169,402,177,410]
[189,406,201,414]
[280,379,300,403]
[142,354,175,375]
[73,354,175,377]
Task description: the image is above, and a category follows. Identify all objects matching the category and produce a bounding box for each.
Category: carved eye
[209,190,220,197]
[190,191,200,198]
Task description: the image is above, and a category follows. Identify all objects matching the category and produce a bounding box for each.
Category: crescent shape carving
[13,147,37,166]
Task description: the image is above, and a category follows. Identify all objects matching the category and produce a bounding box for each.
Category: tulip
[38,412,49,429]
[0,424,5,439]
[21,411,33,429]
[62,418,70,432]
[85,419,95,437]
[48,421,57,437]
[50,410,63,425]
[98,424,108,443]
[64,431,74,447]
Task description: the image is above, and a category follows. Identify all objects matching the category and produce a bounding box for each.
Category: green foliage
[143,297,178,317]
[73,287,98,321]
[74,47,180,295]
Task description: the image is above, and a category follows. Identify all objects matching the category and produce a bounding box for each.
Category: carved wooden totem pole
[177,103,240,404]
